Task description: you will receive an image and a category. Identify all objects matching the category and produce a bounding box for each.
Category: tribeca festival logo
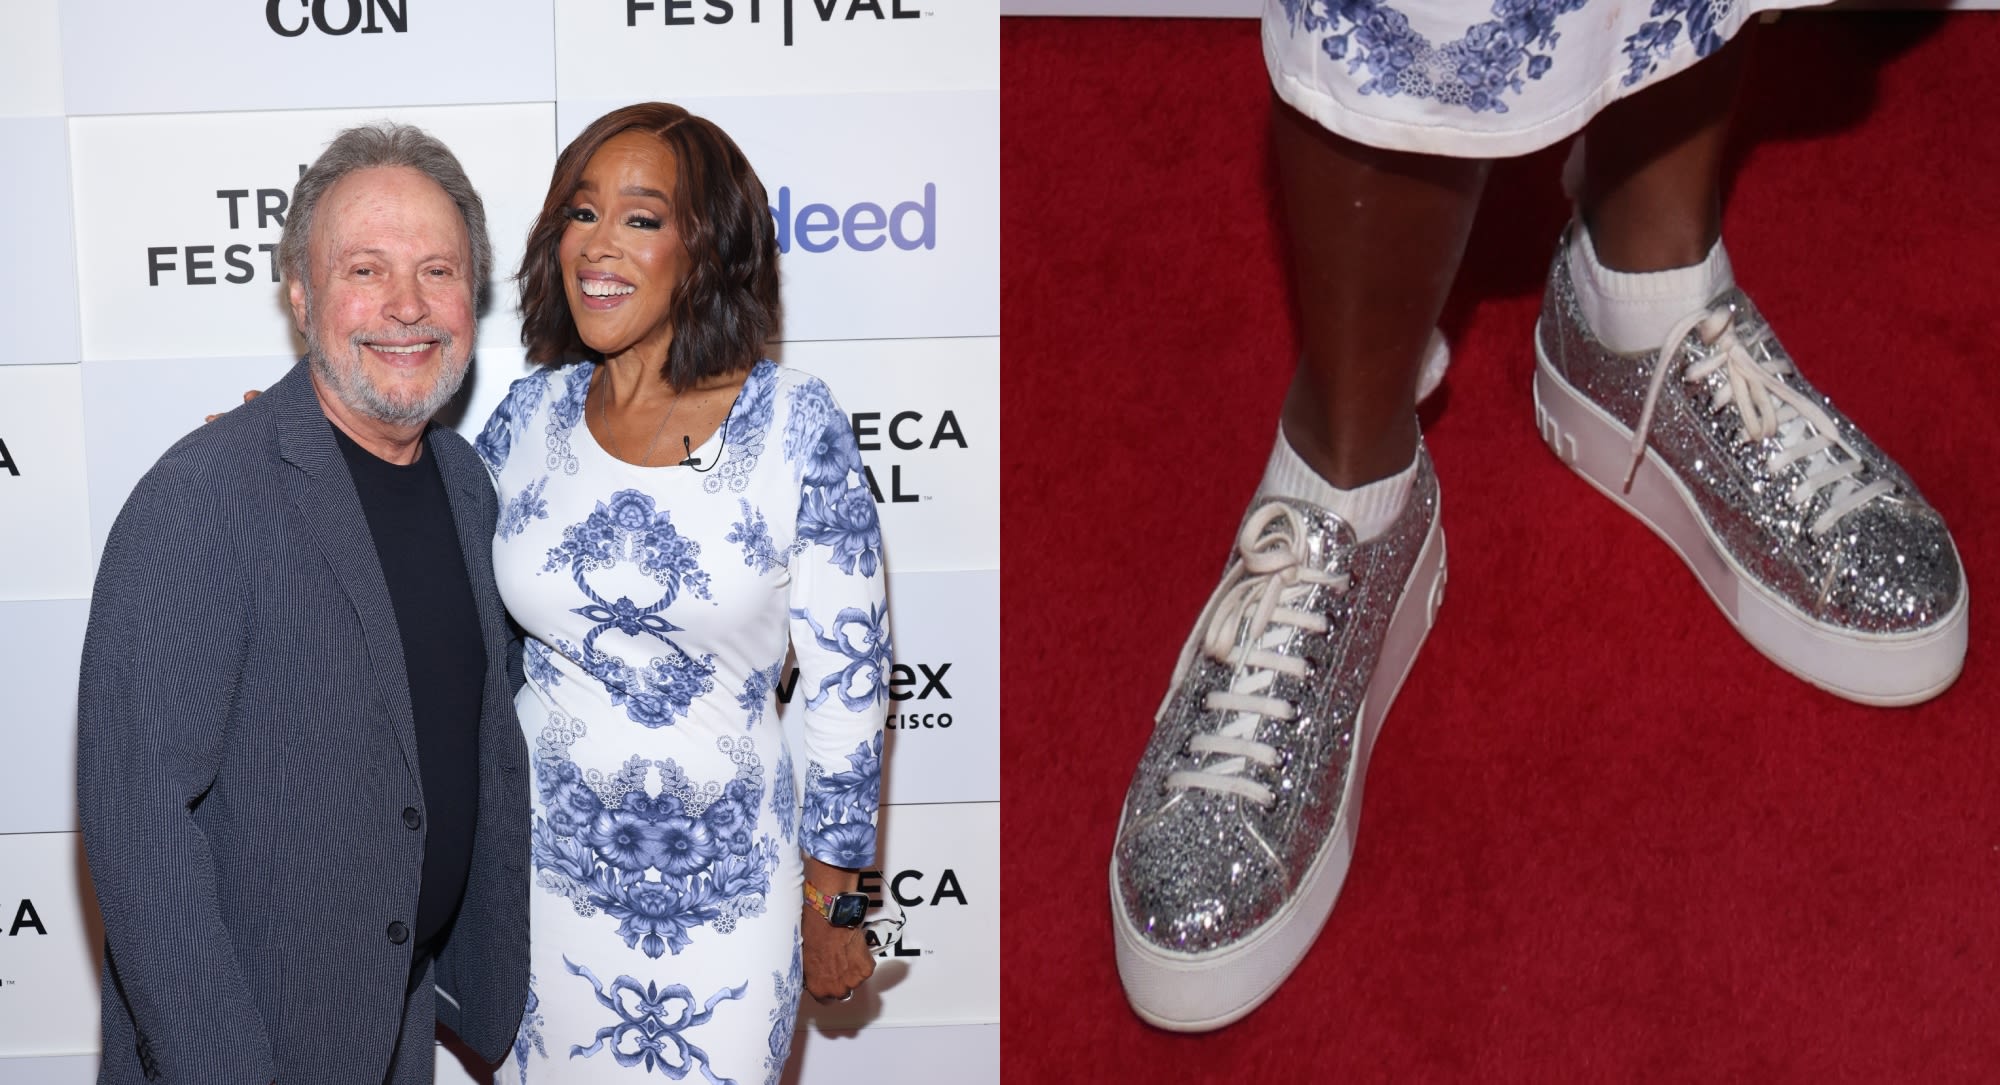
[146,169,306,288]
[768,184,962,511]
[776,661,955,731]
[856,865,966,960]
[0,438,17,478]
[626,0,922,47]
[0,899,47,989]
[847,405,965,505]
[266,0,409,36]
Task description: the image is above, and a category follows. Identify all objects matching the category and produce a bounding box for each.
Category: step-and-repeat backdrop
[0,2,997,1082]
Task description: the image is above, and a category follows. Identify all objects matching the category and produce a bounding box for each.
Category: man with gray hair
[78,123,528,1084]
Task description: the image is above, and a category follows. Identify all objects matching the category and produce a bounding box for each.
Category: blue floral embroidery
[545,364,593,476]
[801,733,881,867]
[544,489,713,670]
[1278,0,1589,114]
[499,475,551,541]
[476,372,549,474]
[524,638,565,690]
[763,941,802,1085]
[513,973,547,1082]
[789,603,891,713]
[770,743,797,844]
[736,661,785,730]
[725,499,785,576]
[783,381,862,488]
[533,724,781,958]
[564,957,747,1078]
[804,821,875,870]
[702,360,780,496]
[796,484,884,578]
[545,490,713,592]
[803,734,882,827]
[1620,0,1727,86]
[561,637,718,729]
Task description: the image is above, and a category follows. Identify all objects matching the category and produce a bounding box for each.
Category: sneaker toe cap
[1114,799,1289,956]
[1820,502,1964,633]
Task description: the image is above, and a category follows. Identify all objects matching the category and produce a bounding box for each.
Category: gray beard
[306,325,470,429]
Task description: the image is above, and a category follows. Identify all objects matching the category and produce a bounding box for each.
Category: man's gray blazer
[77,361,529,1084]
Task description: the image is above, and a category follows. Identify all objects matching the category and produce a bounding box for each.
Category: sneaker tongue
[1259,502,1353,574]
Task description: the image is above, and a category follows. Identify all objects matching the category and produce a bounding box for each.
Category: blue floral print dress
[476,359,888,1083]
[1267,0,1816,156]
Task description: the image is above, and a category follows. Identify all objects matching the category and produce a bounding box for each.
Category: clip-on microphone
[680,435,702,468]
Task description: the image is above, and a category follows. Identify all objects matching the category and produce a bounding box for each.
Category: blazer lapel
[270,362,422,786]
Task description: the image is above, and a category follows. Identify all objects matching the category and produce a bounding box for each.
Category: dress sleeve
[784,380,890,869]
[76,462,279,1082]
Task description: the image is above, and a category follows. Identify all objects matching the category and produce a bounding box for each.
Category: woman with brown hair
[475,102,886,1082]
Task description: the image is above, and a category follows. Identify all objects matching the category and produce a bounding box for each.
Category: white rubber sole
[1112,506,1448,1032]
[1532,329,1967,706]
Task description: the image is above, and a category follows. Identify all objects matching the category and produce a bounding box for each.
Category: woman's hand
[801,855,875,1003]
[204,389,261,423]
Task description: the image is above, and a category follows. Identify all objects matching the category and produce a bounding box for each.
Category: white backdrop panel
[777,1023,998,1085]
[785,337,999,572]
[555,0,999,98]
[0,0,63,118]
[0,118,82,367]
[0,833,103,1059]
[0,601,89,835]
[1001,0,1256,12]
[0,1054,96,1085]
[69,102,556,362]
[59,0,556,116]
[801,800,998,1029]
[0,365,93,601]
[80,355,301,559]
[781,569,998,807]
[560,92,1000,343]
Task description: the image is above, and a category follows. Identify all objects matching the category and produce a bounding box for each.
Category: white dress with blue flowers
[474,359,888,1084]
[1267,0,1816,157]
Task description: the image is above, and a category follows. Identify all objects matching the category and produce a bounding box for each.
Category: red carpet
[1002,12,1999,1081]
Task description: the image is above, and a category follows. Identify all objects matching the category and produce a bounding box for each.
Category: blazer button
[387,921,409,945]
[403,806,422,830]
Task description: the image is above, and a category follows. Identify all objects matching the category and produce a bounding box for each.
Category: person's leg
[1272,96,1489,491]
[1538,24,1967,705]
[1579,29,1751,274]
[1112,97,1483,1034]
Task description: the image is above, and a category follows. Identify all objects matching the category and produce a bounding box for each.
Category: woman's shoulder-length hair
[516,102,780,389]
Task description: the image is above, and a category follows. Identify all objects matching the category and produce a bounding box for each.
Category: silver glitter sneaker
[1533,225,1966,705]
[1110,449,1446,1031]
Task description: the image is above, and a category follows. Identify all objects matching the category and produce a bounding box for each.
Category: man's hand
[205,389,261,423]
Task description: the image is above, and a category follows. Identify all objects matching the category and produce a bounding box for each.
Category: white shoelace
[1165,503,1349,806]
[1626,307,1894,536]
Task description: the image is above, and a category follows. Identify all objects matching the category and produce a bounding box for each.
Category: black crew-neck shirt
[332,424,484,960]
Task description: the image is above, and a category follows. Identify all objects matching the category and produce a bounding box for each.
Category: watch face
[829,892,870,928]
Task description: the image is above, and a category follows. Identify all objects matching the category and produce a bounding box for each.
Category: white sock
[1568,221,1735,353]
[1256,426,1416,544]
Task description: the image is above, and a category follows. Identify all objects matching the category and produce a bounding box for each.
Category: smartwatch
[803,880,869,928]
